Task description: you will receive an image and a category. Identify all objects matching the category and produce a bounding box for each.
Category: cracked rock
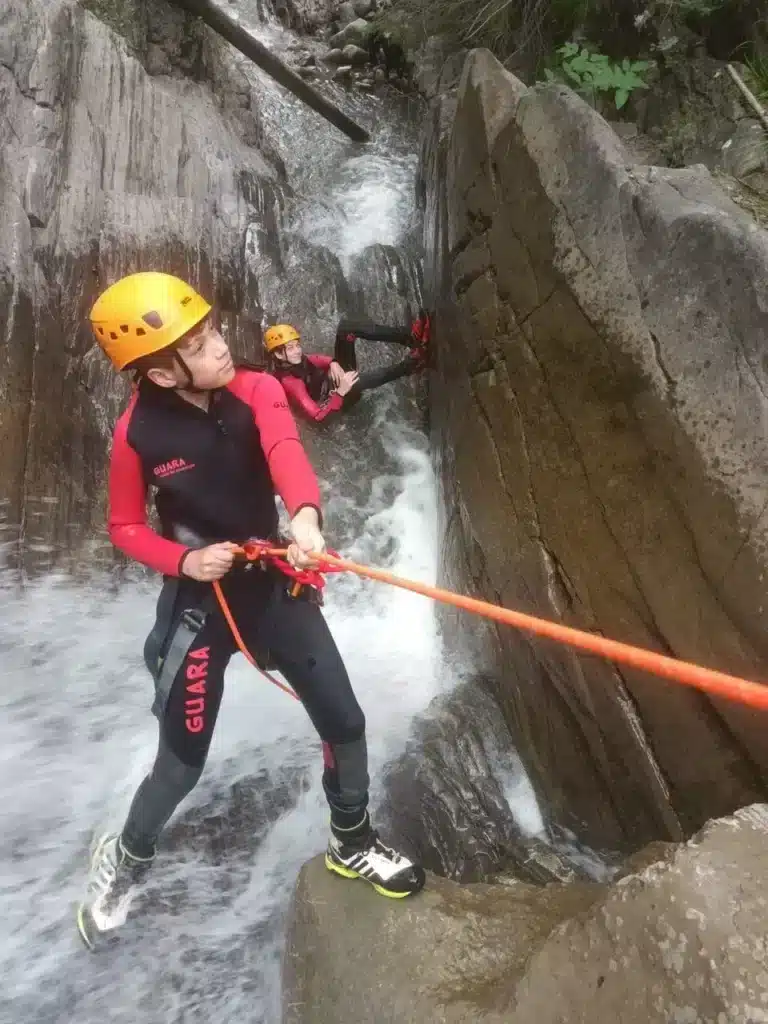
[420,48,768,854]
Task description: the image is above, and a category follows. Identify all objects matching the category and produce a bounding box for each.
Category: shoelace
[365,831,404,865]
[90,841,119,896]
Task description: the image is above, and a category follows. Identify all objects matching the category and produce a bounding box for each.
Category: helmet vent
[120,324,129,333]
[141,311,164,330]
[181,296,192,306]
[109,331,118,340]
[135,327,146,336]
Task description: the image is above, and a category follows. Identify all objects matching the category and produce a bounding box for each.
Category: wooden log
[172,0,371,143]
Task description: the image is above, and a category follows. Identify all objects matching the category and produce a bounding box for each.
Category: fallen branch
[171,0,370,143]
[726,63,768,134]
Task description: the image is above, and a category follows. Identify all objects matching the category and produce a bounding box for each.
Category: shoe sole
[324,853,419,899]
[76,904,97,951]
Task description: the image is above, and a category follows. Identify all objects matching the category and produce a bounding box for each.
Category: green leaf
[615,88,629,109]
[591,67,617,90]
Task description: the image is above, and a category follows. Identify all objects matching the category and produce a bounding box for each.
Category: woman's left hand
[329,361,345,386]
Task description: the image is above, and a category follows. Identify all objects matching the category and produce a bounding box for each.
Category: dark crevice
[649,330,677,402]
[453,264,489,299]
[468,350,495,377]
[516,285,558,327]
[603,661,685,840]
[447,230,476,263]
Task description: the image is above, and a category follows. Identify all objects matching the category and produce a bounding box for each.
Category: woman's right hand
[335,370,360,396]
[182,542,239,581]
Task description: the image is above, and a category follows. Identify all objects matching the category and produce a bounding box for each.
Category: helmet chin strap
[173,352,208,396]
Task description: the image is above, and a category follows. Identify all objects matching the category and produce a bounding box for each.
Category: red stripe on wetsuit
[107,371,321,577]
[279,354,344,422]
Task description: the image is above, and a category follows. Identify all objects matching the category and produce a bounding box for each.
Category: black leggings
[121,573,369,857]
[334,318,414,398]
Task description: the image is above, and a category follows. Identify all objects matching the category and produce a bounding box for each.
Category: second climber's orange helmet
[264,324,301,353]
[89,272,212,370]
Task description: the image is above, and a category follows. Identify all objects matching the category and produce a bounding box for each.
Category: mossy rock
[78,0,148,52]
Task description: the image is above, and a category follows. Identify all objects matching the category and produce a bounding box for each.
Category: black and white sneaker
[325,829,426,898]
[76,833,154,950]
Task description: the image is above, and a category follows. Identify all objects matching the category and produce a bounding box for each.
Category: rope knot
[239,537,342,591]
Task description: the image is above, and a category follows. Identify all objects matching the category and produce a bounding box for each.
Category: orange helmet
[264,324,300,353]
[89,272,212,370]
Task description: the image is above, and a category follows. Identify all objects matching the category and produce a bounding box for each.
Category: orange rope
[315,552,768,712]
[212,578,299,700]
[216,546,768,713]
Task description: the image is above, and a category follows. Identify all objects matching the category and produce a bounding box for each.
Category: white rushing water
[0,6,547,1022]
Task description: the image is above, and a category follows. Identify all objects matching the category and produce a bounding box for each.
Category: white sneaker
[76,833,153,950]
[325,829,425,898]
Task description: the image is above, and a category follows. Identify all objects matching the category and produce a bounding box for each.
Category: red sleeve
[281,373,344,423]
[309,354,333,371]
[228,371,323,518]
[108,401,191,577]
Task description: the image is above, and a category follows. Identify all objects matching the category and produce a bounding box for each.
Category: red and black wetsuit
[109,369,321,572]
[273,319,417,423]
[110,369,370,858]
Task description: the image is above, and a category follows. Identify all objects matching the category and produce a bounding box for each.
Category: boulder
[328,16,372,50]
[336,1,357,26]
[341,43,368,65]
[283,805,768,1023]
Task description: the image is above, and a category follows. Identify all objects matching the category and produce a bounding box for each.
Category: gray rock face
[328,16,372,49]
[514,805,768,1023]
[413,35,468,99]
[336,1,358,26]
[419,48,768,852]
[341,42,368,65]
[283,805,768,1023]
[280,0,337,33]
[721,118,768,178]
[377,677,591,884]
[0,0,282,574]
